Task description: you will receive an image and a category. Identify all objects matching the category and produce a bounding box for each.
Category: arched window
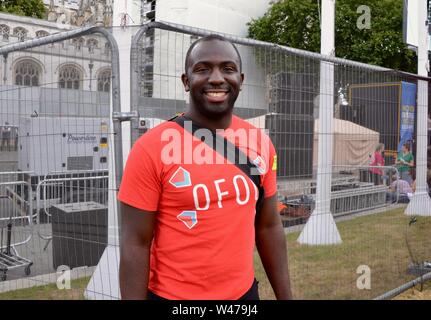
[0,25,10,41]
[58,65,82,89]
[13,27,28,42]
[97,69,111,92]
[14,60,41,87]
[72,37,85,51]
[87,38,98,53]
[104,42,111,56]
[36,30,49,38]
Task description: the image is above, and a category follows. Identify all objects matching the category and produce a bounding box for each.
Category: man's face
[181,40,244,119]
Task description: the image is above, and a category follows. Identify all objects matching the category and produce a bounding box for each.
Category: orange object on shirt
[118,115,277,300]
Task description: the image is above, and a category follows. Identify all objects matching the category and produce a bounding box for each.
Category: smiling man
[118,35,293,300]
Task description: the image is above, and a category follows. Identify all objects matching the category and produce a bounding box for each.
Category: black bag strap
[170,115,265,213]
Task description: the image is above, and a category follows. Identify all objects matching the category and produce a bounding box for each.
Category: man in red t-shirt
[118,34,293,300]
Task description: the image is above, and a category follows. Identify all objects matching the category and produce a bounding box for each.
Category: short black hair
[184,34,242,73]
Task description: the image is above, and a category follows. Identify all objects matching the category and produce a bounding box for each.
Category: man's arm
[119,202,156,300]
[255,194,293,300]
[407,155,414,167]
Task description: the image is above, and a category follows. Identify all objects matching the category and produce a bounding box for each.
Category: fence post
[405,0,431,216]
[84,27,123,300]
[298,0,341,244]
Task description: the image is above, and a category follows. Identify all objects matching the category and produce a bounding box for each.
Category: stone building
[0,0,113,92]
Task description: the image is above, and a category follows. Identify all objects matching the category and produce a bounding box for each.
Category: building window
[13,27,28,42]
[36,30,49,38]
[87,38,98,53]
[72,37,85,51]
[104,42,111,56]
[14,60,41,87]
[58,65,82,89]
[0,25,10,41]
[97,69,111,92]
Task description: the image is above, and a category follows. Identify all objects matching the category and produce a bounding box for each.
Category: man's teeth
[206,92,226,97]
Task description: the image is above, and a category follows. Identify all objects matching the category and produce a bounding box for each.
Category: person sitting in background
[369,143,385,185]
[387,174,413,203]
[395,143,414,185]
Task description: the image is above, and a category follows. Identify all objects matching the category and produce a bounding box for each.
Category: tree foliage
[247,0,417,73]
[0,0,46,19]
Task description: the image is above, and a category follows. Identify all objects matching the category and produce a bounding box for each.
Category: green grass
[0,277,90,300]
[1,207,430,300]
[255,207,431,299]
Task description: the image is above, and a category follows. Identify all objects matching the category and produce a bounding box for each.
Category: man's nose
[208,68,225,85]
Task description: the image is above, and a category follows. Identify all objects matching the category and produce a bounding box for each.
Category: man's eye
[224,67,236,72]
[194,67,208,73]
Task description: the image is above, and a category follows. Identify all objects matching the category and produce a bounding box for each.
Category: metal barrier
[0,26,120,288]
[0,20,428,299]
[35,173,108,242]
[127,22,430,300]
[0,180,33,281]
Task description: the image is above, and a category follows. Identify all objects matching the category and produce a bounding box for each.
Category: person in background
[369,143,385,185]
[395,143,414,185]
[388,174,413,203]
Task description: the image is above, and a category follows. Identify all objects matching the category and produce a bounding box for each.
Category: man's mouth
[204,90,228,103]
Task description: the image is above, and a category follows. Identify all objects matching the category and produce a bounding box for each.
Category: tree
[247,0,417,73]
[0,0,46,20]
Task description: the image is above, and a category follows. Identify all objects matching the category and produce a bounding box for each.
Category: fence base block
[405,192,431,216]
[84,245,120,300]
[297,210,342,245]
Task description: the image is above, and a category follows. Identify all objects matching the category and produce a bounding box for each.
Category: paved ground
[1,223,56,282]
[1,152,62,282]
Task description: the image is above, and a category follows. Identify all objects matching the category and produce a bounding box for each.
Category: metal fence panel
[0,27,119,298]
[129,22,430,300]
[0,21,429,300]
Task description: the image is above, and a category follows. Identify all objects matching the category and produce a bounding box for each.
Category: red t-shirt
[117,115,277,299]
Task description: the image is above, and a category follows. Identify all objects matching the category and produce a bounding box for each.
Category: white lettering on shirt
[193,184,210,210]
[233,175,250,205]
[214,179,229,208]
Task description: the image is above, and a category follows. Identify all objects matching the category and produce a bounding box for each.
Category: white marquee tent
[246,115,380,168]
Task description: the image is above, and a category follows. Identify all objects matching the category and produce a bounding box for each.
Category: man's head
[181,35,244,120]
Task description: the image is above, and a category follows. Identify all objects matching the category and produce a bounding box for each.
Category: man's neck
[184,109,233,132]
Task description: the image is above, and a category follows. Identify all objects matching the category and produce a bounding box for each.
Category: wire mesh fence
[130,22,431,300]
[0,27,118,299]
[0,21,429,300]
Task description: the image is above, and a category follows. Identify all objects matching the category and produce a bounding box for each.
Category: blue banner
[397,82,416,152]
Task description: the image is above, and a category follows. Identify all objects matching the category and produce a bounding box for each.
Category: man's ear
[181,73,190,92]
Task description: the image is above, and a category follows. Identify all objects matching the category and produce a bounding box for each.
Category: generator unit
[18,116,110,177]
